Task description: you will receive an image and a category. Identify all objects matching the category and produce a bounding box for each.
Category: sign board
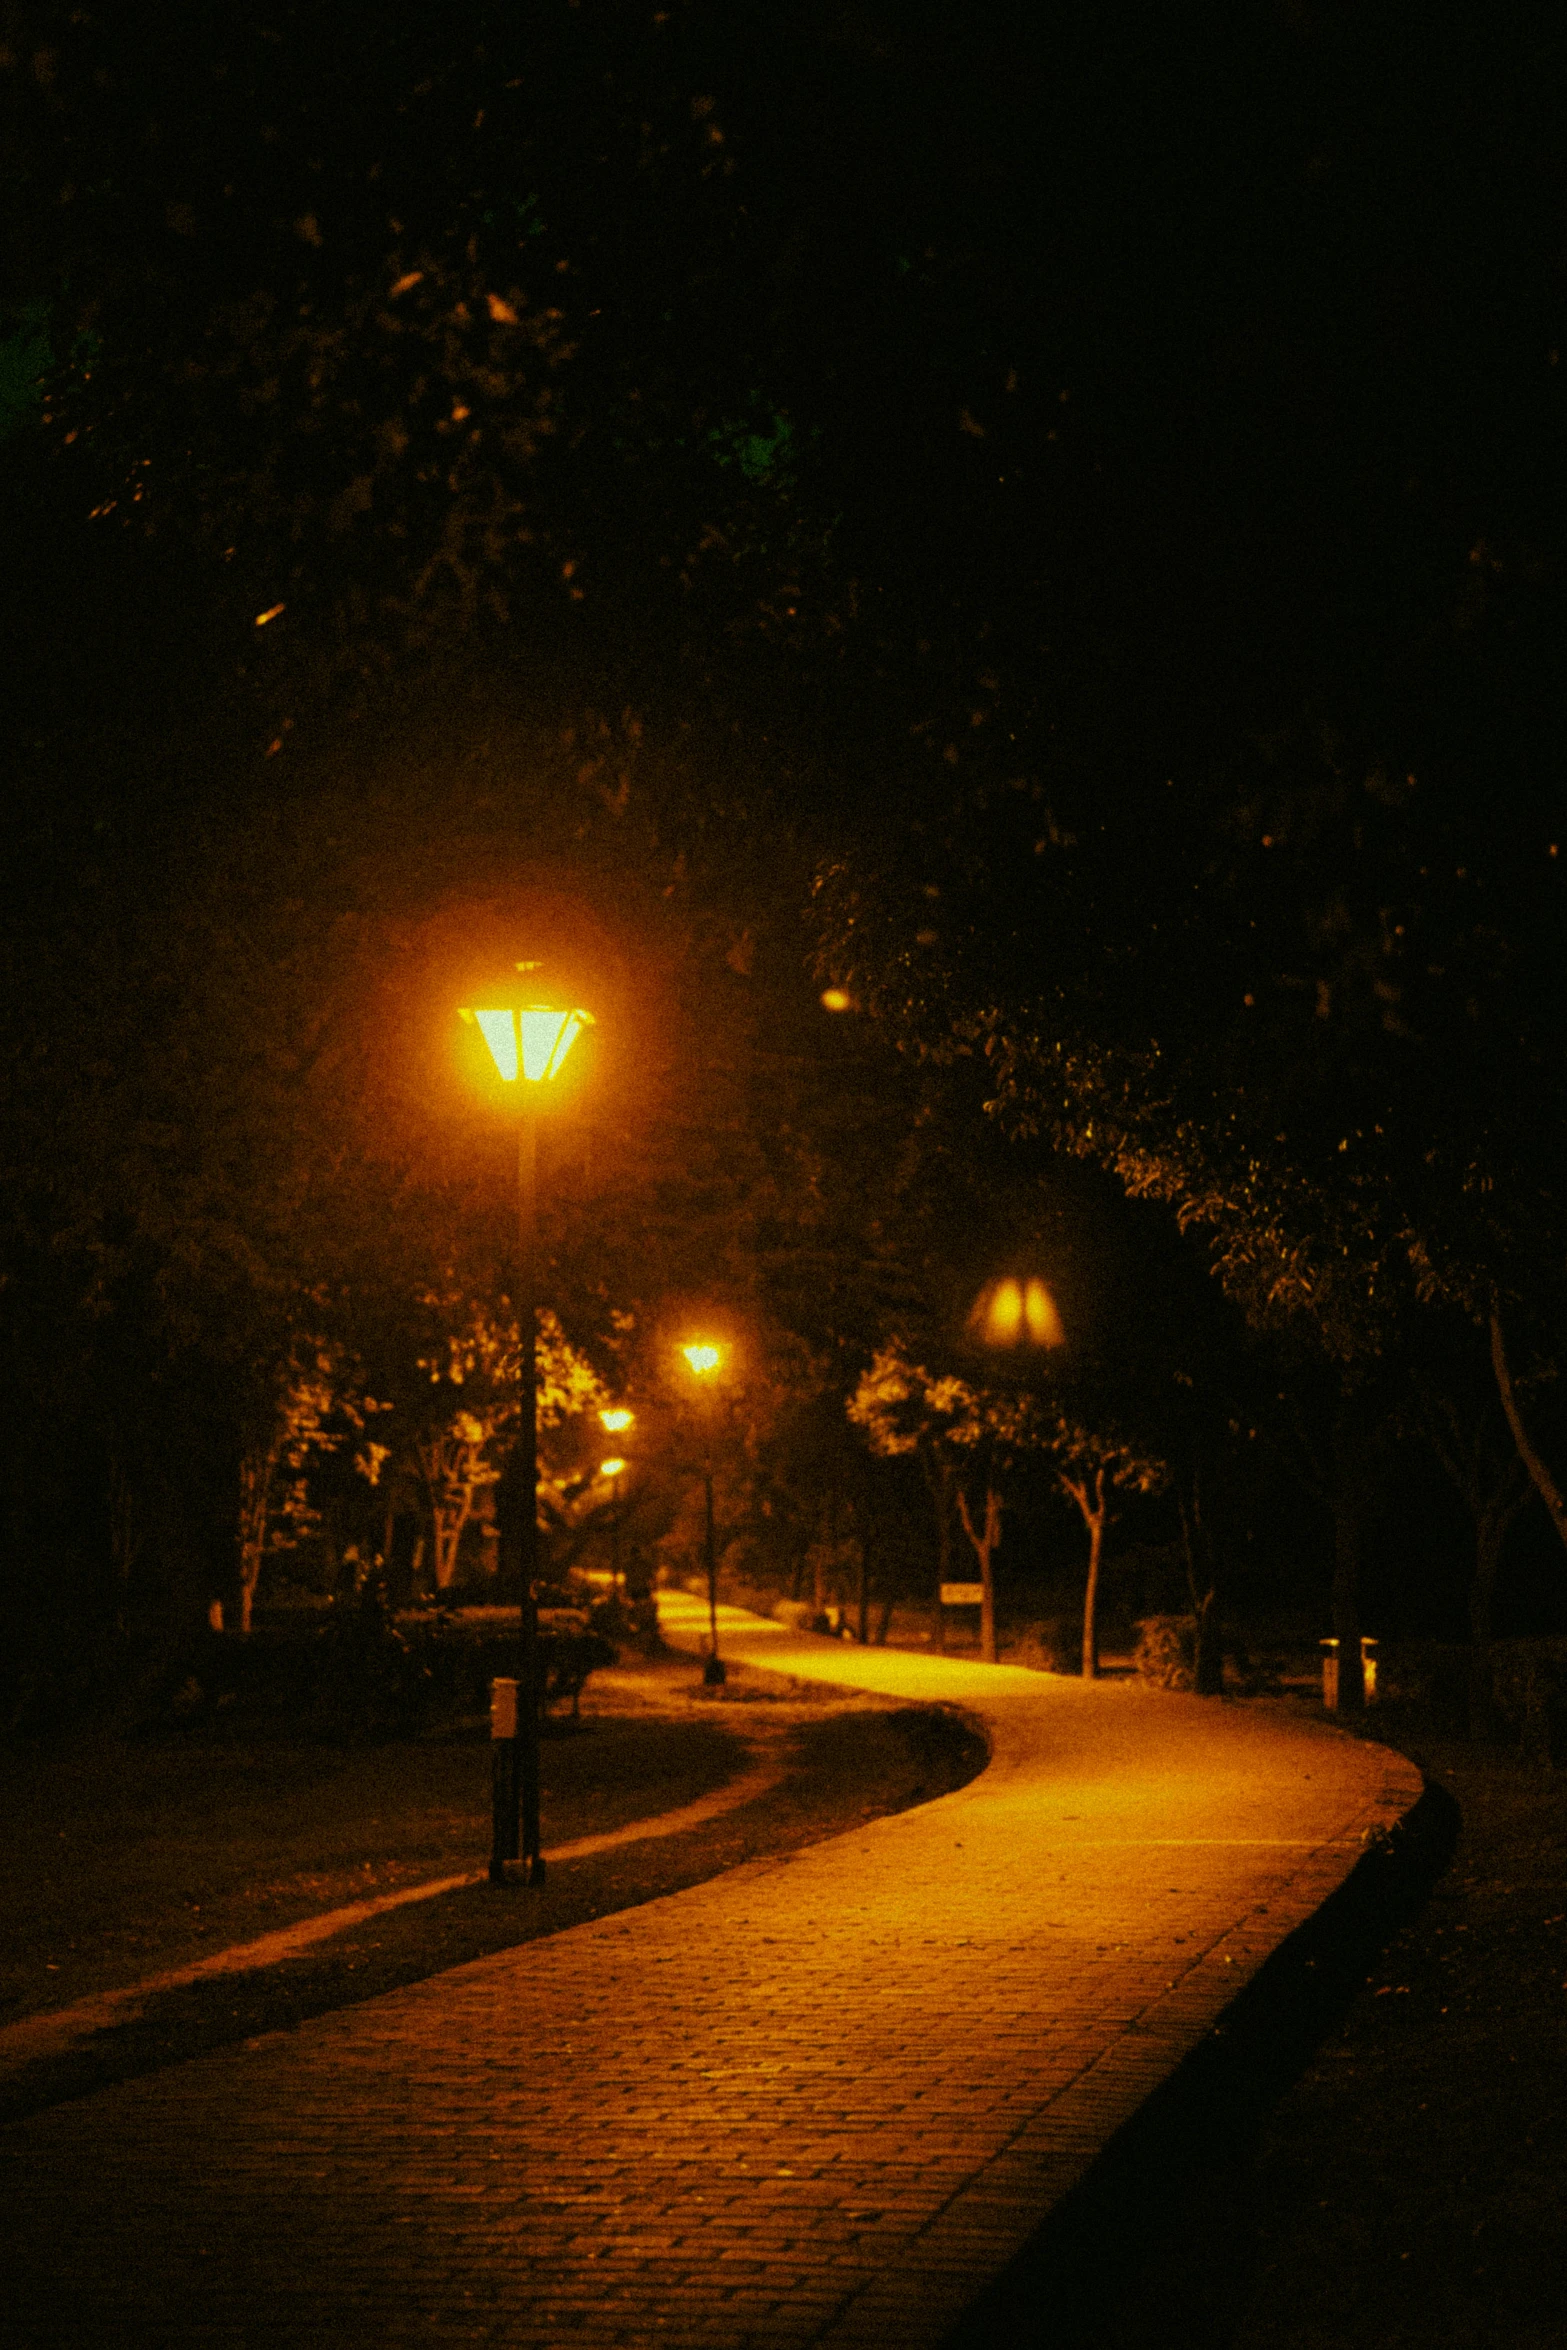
[490,1677,520,1740]
[940,1583,986,1608]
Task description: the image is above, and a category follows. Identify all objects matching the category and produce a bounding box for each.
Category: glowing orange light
[255,604,286,626]
[600,1406,634,1433]
[988,1281,1024,1342]
[600,1456,628,1479]
[460,1003,593,1083]
[1024,1280,1062,1345]
[681,1342,722,1377]
[820,988,853,1012]
[968,1276,1064,1350]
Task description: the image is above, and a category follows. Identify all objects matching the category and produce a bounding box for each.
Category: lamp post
[461,994,593,1885]
[598,1445,630,1597]
[600,1407,634,1598]
[963,1274,1065,1666]
[680,1341,726,1686]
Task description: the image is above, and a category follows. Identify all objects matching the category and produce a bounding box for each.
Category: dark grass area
[0,1673,751,2022]
[981,1703,1567,2350]
[0,1686,986,2127]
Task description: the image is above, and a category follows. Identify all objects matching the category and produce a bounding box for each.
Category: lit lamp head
[967,1276,1064,1351]
[681,1341,724,1379]
[460,1002,594,1084]
[599,1456,628,1480]
[599,1406,634,1435]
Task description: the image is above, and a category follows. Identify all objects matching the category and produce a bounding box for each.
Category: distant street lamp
[963,1272,1065,1664]
[966,1276,1064,1352]
[680,1340,727,1686]
[461,992,594,1885]
[599,1454,629,1590]
[598,1408,634,1593]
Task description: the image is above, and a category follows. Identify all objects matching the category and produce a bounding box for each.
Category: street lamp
[599,1449,629,1594]
[460,992,594,1885]
[966,1276,1064,1352]
[680,1339,727,1686]
[598,1409,634,1593]
[961,1272,1065,1665]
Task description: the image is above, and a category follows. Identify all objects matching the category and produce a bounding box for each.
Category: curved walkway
[1,1599,1421,2349]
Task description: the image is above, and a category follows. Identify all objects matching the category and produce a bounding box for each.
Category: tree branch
[1490,1310,1567,1555]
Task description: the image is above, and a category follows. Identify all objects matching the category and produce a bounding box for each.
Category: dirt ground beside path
[1077,1727,1567,2350]
[1230,1736,1567,2350]
[0,1659,985,2128]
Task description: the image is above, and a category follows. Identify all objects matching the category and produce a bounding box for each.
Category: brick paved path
[2,1603,1419,2350]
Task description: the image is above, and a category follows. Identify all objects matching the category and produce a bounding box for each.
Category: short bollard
[1320,1636,1379,1709]
[490,1677,520,1882]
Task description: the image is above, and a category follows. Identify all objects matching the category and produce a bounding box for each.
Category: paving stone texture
[2,1599,1421,2349]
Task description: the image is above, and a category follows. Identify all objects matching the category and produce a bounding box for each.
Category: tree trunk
[1060,1470,1110,1678]
[857,1526,870,1646]
[980,1545,996,1665]
[1082,1506,1104,1679]
[957,1484,1002,1665]
[1490,1311,1567,1553]
[1420,1372,1534,1740]
[237,1444,278,1637]
[1466,1480,1532,1737]
[1062,1468,1108,1680]
[1179,1482,1224,1697]
[1193,1587,1223,1695]
[432,1493,470,1589]
[813,1490,832,1619]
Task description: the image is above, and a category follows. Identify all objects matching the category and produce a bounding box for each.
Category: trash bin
[1320,1636,1378,1709]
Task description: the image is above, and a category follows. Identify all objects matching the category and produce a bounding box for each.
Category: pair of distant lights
[968,1277,1065,1350]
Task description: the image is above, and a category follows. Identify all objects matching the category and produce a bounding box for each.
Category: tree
[235,1326,352,1635]
[1050,1422,1167,1680]
[1488,1313,1567,1564]
[850,1339,1040,1661]
[1402,1320,1548,1727]
[848,1336,1165,1671]
[345,1272,606,1600]
[813,678,1567,1706]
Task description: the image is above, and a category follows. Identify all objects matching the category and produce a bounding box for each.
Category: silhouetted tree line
[4,3,1565,1723]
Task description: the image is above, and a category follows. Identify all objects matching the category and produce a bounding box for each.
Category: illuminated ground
[1,1597,1419,2349]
